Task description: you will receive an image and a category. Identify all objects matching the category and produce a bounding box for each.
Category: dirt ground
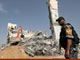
[0,46,63,59]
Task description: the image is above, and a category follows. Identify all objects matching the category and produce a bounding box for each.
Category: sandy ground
[0,46,79,59]
[0,46,29,59]
[0,46,64,59]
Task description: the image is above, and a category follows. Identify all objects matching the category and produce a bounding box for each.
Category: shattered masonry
[0,23,64,57]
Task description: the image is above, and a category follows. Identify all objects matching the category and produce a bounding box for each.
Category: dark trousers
[69,44,78,59]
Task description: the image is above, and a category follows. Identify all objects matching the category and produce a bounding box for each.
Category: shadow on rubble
[10,42,19,45]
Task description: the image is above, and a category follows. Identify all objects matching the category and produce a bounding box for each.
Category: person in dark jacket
[56,17,78,59]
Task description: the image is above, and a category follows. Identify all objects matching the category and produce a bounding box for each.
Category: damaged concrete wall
[48,0,61,43]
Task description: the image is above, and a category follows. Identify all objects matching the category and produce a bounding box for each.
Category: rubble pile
[18,30,59,57]
[0,30,61,57]
[78,44,80,54]
[0,23,65,57]
[23,39,58,56]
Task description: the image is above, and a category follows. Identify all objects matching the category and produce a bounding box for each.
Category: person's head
[56,17,66,26]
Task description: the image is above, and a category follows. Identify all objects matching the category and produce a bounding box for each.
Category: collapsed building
[1,22,78,57]
[6,23,62,57]
[0,0,80,58]
[0,0,69,57]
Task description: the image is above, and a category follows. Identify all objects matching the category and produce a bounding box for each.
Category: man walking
[56,17,79,59]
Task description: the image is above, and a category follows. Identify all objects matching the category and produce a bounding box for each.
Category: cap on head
[56,17,65,22]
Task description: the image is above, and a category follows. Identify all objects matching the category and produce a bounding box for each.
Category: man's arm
[65,39,72,58]
[65,25,73,58]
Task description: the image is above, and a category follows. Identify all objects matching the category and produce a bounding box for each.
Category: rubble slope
[0,46,29,59]
[0,46,63,59]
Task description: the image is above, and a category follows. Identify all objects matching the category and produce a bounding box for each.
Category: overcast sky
[0,0,80,45]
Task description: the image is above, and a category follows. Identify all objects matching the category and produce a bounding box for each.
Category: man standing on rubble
[56,17,79,59]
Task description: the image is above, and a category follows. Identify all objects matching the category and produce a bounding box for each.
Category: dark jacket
[60,23,74,49]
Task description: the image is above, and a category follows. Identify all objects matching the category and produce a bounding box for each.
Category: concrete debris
[19,49,24,52]
[20,37,59,56]
[0,41,17,51]
[0,23,79,57]
[0,27,63,57]
[6,24,60,57]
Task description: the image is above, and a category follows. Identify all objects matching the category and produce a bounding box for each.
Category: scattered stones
[1,23,78,57]
[0,29,66,57]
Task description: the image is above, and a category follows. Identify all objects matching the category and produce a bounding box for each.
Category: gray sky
[0,0,80,45]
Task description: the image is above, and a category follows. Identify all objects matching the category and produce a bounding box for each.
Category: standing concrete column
[48,0,61,43]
